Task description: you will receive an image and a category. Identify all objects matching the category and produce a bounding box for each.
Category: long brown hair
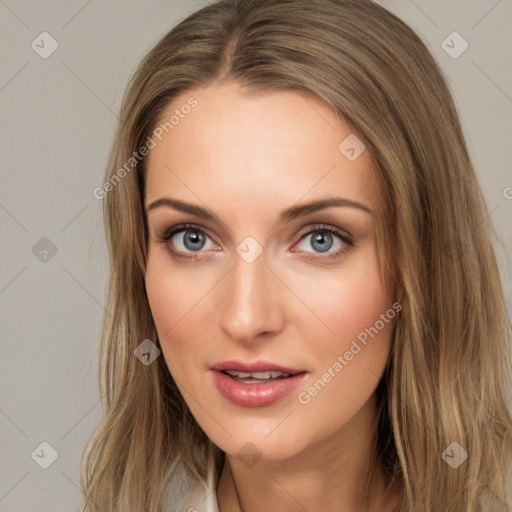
[81,0,512,510]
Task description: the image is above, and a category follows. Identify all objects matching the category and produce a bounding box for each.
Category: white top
[165,457,220,512]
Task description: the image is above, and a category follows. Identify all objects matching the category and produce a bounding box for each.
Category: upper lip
[210,359,306,375]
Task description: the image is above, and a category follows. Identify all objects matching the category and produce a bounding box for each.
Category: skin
[144,81,401,511]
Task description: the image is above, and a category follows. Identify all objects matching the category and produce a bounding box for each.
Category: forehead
[144,82,380,219]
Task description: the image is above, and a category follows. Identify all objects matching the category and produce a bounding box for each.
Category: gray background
[1,0,511,510]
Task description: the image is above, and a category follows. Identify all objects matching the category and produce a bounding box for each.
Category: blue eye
[159,224,216,259]
[157,223,354,261]
[295,225,354,260]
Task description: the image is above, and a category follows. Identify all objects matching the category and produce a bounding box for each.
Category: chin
[201,419,310,463]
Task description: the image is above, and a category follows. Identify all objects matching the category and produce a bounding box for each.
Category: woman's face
[144,82,396,461]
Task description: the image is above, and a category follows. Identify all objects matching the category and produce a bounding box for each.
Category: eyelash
[156,223,354,261]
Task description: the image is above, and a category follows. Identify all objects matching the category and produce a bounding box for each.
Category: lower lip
[211,370,307,408]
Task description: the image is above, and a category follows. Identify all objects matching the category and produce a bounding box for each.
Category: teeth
[224,370,291,379]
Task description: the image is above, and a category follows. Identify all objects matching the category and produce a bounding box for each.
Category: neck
[215,395,401,512]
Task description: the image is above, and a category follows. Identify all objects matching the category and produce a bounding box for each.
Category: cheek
[287,243,391,354]
[144,256,216,371]
[292,248,394,423]
[327,268,391,356]
[145,262,176,339]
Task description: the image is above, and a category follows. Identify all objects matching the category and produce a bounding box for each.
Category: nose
[217,248,284,344]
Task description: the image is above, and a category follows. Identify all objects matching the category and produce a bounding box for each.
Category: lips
[210,359,308,407]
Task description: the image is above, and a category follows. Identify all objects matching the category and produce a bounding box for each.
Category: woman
[81,0,512,511]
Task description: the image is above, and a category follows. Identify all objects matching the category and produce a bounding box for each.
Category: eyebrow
[145,196,373,224]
